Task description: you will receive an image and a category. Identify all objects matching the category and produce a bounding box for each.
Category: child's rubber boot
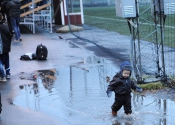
[126,113,131,116]
[112,110,117,116]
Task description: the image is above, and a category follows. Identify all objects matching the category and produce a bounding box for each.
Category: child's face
[122,70,130,78]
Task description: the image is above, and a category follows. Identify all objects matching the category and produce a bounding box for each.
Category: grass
[166,78,175,88]
[138,82,164,90]
[82,6,175,48]
[83,6,130,35]
[139,77,175,90]
[84,15,130,35]
[84,7,117,19]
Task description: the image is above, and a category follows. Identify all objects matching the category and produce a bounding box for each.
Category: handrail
[20,3,51,17]
[20,0,42,10]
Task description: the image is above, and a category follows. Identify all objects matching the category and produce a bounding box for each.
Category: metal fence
[66,0,175,81]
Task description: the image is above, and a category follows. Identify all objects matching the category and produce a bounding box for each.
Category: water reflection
[17,69,57,111]
[132,93,175,125]
[37,69,56,92]
[13,58,175,125]
[113,121,132,125]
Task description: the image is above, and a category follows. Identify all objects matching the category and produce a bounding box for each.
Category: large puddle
[13,56,175,125]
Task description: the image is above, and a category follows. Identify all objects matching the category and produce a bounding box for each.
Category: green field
[84,7,130,35]
[82,6,175,47]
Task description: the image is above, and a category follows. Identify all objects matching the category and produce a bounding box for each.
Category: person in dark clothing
[1,53,10,79]
[1,0,14,34]
[106,61,143,116]
[6,0,21,42]
[0,59,5,82]
[21,0,31,12]
[0,12,12,81]
[0,0,3,6]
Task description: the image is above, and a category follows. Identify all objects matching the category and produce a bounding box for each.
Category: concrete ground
[1,25,175,125]
[0,25,108,125]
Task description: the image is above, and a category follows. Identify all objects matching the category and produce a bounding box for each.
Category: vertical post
[70,66,72,90]
[153,0,161,76]
[33,0,36,33]
[135,0,142,80]
[80,0,84,24]
[158,0,166,80]
[66,0,71,31]
[133,27,137,76]
[129,19,137,81]
[49,0,52,33]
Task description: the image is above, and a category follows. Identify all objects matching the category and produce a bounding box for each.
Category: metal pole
[132,19,138,80]
[70,66,72,89]
[130,26,137,80]
[153,0,161,76]
[66,0,72,32]
[135,0,142,80]
[128,18,137,81]
[158,0,166,80]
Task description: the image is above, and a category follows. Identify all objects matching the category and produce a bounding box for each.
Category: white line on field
[84,15,175,29]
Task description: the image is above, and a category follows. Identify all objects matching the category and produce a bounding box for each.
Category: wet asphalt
[1,25,175,125]
[0,25,119,125]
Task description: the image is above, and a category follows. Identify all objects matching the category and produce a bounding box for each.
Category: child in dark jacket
[106,61,142,116]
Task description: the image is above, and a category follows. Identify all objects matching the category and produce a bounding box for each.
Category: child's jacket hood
[120,61,132,71]
[119,61,133,77]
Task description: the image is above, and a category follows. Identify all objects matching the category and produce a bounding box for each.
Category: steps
[20,3,51,17]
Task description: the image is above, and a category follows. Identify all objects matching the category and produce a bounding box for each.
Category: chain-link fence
[65,0,175,80]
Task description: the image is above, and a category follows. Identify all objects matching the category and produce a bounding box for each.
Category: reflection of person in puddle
[33,83,39,95]
[106,61,143,116]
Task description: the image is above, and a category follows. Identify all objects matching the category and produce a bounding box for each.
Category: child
[106,61,142,116]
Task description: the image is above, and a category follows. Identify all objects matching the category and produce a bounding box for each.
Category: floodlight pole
[129,20,137,81]
[153,0,161,76]
[158,0,166,81]
[135,0,143,82]
[128,0,143,82]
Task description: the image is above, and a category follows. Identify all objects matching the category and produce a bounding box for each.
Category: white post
[49,0,52,33]
[80,0,84,24]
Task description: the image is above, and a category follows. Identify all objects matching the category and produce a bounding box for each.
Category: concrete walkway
[1,25,173,125]
[0,25,103,125]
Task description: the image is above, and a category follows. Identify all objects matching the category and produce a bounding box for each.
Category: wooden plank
[20,0,42,10]
[20,3,50,17]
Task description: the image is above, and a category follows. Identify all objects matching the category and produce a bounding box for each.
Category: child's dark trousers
[111,94,132,114]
